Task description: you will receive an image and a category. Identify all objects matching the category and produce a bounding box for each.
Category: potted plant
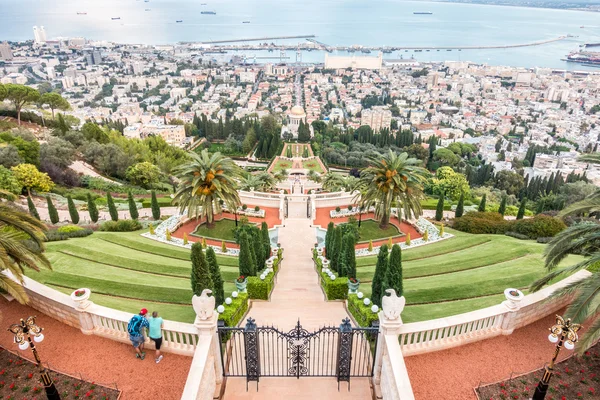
[503,288,524,310]
[254,206,260,212]
[71,288,92,309]
[235,275,248,292]
[242,204,248,211]
[347,204,353,211]
[335,206,341,212]
[347,277,360,294]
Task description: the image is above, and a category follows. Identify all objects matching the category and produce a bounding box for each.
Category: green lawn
[193,219,237,241]
[353,219,402,242]
[301,159,324,173]
[271,158,293,172]
[26,231,239,323]
[356,228,585,323]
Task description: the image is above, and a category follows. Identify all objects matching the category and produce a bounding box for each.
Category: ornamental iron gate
[218,318,378,390]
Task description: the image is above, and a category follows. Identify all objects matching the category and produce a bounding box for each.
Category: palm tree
[239,172,276,192]
[354,150,430,228]
[0,192,51,303]
[530,190,600,353]
[321,172,347,192]
[273,168,289,183]
[307,170,321,183]
[173,149,243,228]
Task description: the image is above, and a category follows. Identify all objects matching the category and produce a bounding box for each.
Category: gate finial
[340,318,352,333]
[245,317,257,331]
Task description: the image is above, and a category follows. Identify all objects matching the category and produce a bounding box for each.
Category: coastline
[420,0,600,13]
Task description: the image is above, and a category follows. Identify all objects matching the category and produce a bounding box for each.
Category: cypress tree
[331,226,343,273]
[478,194,487,212]
[238,232,255,277]
[261,221,271,260]
[67,195,79,224]
[191,242,213,296]
[206,247,224,305]
[384,244,403,297]
[498,195,507,216]
[252,229,264,273]
[455,192,465,218]
[151,190,161,220]
[340,233,356,278]
[107,192,118,221]
[536,199,544,214]
[128,191,139,220]
[517,198,527,220]
[325,221,334,259]
[27,196,40,220]
[87,193,99,223]
[435,194,444,221]
[371,244,389,307]
[47,196,59,224]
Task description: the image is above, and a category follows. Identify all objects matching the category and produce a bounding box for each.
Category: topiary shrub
[510,214,566,239]
[183,232,188,245]
[149,224,155,235]
[45,227,93,242]
[254,205,260,212]
[127,191,139,220]
[405,233,411,246]
[106,192,118,221]
[99,219,142,232]
[348,204,353,211]
[27,196,40,220]
[57,225,84,233]
[166,228,172,241]
[336,206,341,212]
[347,294,379,327]
[218,292,248,328]
[47,196,59,224]
[151,190,161,220]
[67,195,80,224]
[242,204,248,210]
[87,193,99,223]
[453,211,509,234]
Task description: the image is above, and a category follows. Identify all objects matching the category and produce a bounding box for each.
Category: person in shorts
[127,308,150,360]
[148,311,164,363]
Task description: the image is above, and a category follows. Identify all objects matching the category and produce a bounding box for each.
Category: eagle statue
[192,289,215,321]
[381,289,406,321]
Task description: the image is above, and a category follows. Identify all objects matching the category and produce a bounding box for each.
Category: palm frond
[575,313,600,355]
[563,273,600,324]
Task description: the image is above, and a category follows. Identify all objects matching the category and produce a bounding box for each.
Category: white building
[0,42,13,61]
[33,26,47,44]
[1,73,27,84]
[361,108,392,132]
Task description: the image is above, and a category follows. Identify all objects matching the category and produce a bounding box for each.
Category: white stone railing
[395,270,591,356]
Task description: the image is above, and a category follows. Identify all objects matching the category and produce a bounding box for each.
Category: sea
[1,0,600,70]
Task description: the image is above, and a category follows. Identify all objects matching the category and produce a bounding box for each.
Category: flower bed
[235,207,265,218]
[476,343,600,400]
[355,217,454,256]
[0,348,120,399]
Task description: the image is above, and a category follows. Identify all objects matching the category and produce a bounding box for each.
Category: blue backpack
[127,315,144,335]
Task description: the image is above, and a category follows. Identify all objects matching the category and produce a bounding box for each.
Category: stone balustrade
[395,270,590,356]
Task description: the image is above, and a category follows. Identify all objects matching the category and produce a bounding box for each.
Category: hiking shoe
[156,355,163,364]
[135,353,140,359]
[140,353,145,360]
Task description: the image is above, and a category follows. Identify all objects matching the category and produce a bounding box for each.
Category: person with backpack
[128,308,150,360]
[148,311,164,364]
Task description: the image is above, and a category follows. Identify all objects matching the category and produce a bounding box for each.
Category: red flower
[0,369,5,375]
[590,387,596,394]
[85,390,93,397]
[9,382,16,390]
[27,373,33,379]
[577,393,583,398]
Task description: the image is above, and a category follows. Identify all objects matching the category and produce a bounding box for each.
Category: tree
[0,145,24,169]
[4,84,40,125]
[435,194,444,221]
[127,191,139,220]
[191,242,213,296]
[81,122,110,144]
[330,226,343,273]
[530,190,600,353]
[340,233,356,278]
[238,231,256,277]
[252,229,264,273]
[46,195,59,224]
[126,162,161,189]
[354,150,430,228]
[173,149,242,228]
[261,221,271,261]
[206,247,224,305]
[106,192,118,221]
[516,198,527,220]
[151,190,161,220]
[67,195,79,224]
[498,195,507,216]
[455,192,465,218]
[325,222,334,259]
[87,193,99,223]
[40,92,70,119]
[10,164,53,196]
[429,167,470,201]
[0,166,21,195]
[383,244,403,297]
[27,196,40,220]
[432,148,460,169]
[478,194,487,212]
[493,170,525,196]
[371,244,389,307]
[0,198,51,303]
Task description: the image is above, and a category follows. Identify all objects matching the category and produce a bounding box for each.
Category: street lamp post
[8,316,61,400]
[532,315,581,400]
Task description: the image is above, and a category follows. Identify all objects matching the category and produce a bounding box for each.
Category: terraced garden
[355,228,585,323]
[26,231,240,323]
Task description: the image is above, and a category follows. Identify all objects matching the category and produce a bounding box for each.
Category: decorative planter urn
[235,278,248,293]
[322,259,330,269]
[347,279,361,294]
[503,288,524,310]
[316,247,324,256]
[71,288,92,310]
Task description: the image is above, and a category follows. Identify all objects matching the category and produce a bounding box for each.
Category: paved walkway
[223,217,372,399]
[0,298,191,400]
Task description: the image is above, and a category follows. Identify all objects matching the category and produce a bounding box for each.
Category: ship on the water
[564,51,600,66]
[176,20,183,23]
[77,12,87,15]
[111,17,121,20]
[201,11,216,15]
[414,12,433,15]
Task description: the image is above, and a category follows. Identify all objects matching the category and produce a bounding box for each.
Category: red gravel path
[172,206,281,248]
[405,311,572,400]
[0,298,191,400]
[314,207,422,248]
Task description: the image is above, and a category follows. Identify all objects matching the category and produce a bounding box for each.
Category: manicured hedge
[45,227,94,242]
[247,253,282,300]
[99,219,143,232]
[453,212,566,239]
[347,294,379,327]
[453,212,508,234]
[510,215,566,239]
[313,251,348,300]
[218,292,249,327]
[141,197,172,208]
